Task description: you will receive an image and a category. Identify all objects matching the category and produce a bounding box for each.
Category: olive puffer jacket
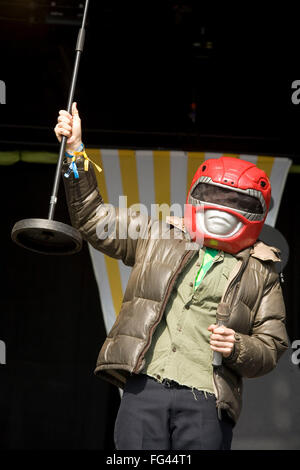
[62,157,289,424]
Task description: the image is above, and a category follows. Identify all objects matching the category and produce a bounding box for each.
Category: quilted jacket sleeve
[61,156,149,267]
[223,266,289,378]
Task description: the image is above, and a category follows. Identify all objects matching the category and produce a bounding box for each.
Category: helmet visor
[191,183,264,215]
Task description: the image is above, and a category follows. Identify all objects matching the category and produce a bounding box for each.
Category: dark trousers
[114,374,233,450]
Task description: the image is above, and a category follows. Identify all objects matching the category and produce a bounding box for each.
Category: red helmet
[184,157,271,254]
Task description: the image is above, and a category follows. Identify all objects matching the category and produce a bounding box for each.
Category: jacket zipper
[134,248,197,373]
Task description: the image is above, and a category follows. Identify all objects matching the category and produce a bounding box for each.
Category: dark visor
[191,183,264,214]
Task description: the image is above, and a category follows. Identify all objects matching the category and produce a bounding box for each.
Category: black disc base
[11,218,82,255]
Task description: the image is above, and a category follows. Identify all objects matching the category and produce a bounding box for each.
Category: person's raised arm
[54,102,148,266]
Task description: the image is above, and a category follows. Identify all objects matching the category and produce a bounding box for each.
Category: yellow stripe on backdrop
[86,148,124,317]
[153,151,171,219]
[186,152,206,193]
[256,156,275,178]
[118,149,140,209]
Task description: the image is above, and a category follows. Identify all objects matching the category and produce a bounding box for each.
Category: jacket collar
[166,215,186,233]
[166,216,281,263]
[250,240,281,262]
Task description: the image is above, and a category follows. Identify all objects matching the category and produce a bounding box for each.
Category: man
[54,103,289,450]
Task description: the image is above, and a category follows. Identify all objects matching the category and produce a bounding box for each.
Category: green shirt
[141,247,237,394]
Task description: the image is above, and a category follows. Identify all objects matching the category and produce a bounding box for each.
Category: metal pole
[48,0,90,220]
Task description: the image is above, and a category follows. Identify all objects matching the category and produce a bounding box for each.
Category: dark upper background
[0,0,300,158]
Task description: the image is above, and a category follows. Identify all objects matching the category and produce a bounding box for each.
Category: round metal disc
[11,218,82,255]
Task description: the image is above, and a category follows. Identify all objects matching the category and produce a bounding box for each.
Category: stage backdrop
[85,150,291,334]
[1,151,298,450]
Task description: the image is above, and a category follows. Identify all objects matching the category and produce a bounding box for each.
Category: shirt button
[185,304,190,310]
[189,282,193,287]
[156,374,161,380]
[172,346,176,352]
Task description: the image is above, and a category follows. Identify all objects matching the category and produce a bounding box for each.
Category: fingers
[210,339,234,348]
[208,324,235,358]
[207,324,235,335]
[54,111,71,139]
[57,104,80,125]
[210,334,235,349]
[57,121,72,133]
[210,345,233,357]
[54,103,82,148]
[54,122,72,139]
[210,332,235,341]
[210,329,235,343]
[72,101,80,117]
[58,115,72,125]
[55,107,75,140]
[59,109,73,120]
